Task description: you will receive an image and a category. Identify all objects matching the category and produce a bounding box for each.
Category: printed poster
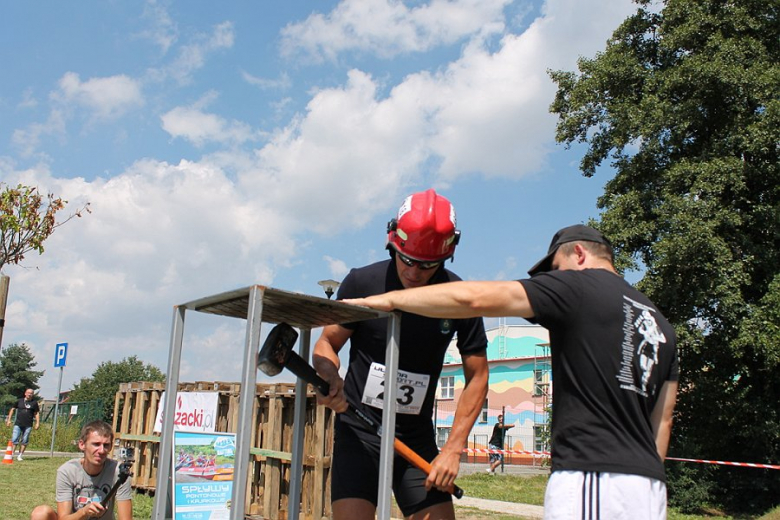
[172,431,236,520]
[154,392,219,433]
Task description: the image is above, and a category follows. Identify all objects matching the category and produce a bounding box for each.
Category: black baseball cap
[527,224,612,276]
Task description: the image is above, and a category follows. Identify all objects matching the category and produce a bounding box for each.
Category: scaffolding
[532,342,551,467]
[497,317,509,359]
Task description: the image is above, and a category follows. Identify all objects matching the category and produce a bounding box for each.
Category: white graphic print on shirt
[617,296,668,397]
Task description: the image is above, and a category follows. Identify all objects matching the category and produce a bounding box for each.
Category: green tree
[68,356,165,422]
[549,0,779,514]
[0,343,44,412]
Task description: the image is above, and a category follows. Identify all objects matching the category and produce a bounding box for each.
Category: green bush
[667,461,714,514]
[1,421,82,452]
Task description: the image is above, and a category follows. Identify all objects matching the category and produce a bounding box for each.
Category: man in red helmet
[314,189,488,520]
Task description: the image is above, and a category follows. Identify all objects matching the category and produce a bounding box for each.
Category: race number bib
[361,362,430,415]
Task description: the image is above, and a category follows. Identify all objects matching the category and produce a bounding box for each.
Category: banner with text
[154,392,219,433]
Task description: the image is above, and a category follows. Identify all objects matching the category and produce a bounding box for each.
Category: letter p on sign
[54,343,68,368]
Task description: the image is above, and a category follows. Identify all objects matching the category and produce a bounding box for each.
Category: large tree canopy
[68,356,165,422]
[0,343,44,412]
[550,0,779,514]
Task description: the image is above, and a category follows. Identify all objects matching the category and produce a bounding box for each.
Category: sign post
[50,342,68,456]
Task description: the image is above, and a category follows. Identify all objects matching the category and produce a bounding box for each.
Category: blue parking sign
[54,343,68,368]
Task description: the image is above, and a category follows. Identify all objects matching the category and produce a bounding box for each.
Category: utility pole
[0,274,9,351]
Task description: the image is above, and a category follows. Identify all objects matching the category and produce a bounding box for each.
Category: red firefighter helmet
[386,189,461,263]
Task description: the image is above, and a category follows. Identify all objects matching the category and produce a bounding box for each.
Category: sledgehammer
[258,322,464,499]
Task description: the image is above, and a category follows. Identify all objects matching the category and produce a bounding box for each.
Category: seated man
[31,420,132,520]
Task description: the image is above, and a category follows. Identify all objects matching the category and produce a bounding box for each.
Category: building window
[480,399,488,424]
[534,369,548,396]
[436,427,450,447]
[440,376,454,399]
[534,425,549,453]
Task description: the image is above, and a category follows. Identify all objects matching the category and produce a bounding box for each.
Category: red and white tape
[463,447,550,457]
[462,449,779,470]
[666,457,780,470]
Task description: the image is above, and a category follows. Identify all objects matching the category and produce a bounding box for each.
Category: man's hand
[425,448,461,492]
[313,324,352,414]
[312,355,348,413]
[80,500,107,519]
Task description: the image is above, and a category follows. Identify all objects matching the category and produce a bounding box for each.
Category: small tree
[68,356,165,421]
[0,182,90,348]
[0,343,44,412]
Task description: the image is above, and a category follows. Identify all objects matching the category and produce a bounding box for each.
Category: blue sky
[1,0,639,398]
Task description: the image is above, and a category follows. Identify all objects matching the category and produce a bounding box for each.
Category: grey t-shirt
[56,458,132,518]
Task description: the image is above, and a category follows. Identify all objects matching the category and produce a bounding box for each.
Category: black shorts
[331,421,452,516]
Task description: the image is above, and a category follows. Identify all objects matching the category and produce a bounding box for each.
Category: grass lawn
[3,456,778,519]
[1,455,153,520]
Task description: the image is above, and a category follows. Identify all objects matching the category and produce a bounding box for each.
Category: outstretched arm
[345,280,534,320]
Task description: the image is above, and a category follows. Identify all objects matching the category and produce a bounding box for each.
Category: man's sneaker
[17,454,23,461]
[485,468,493,474]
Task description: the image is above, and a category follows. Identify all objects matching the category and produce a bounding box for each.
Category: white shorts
[544,470,667,520]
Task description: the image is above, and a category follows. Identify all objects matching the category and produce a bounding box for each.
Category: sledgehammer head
[258,323,299,376]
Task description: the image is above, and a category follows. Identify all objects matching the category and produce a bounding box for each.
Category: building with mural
[434,322,551,466]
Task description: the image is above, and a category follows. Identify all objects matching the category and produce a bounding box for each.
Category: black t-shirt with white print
[520,269,678,482]
[336,260,487,446]
[12,397,40,429]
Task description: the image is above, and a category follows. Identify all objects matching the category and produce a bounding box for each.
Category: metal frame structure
[151,285,401,520]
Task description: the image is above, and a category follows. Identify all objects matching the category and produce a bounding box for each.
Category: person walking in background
[314,189,489,520]
[486,413,514,474]
[345,224,679,520]
[6,388,40,461]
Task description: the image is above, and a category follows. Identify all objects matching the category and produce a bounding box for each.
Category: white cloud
[139,0,179,54]
[241,71,292,91]
[238,68,431,233]
[161,106,258,147]
[53,72,144,120]
[271,0,637,182]
[11,109,66,158]
[18,88,38,109]
[148,21,235,84]
[281,0,511,61]
[160,91,261,146]
[323,255,350,279]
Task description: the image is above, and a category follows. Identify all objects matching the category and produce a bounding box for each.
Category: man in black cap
[345,224,679,520]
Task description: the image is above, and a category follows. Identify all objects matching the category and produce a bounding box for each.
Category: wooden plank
[120,393,132,435]
[112,389,123,432]
[263,384,285,520]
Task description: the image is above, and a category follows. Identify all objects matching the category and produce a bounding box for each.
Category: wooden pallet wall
[113,381,334,520]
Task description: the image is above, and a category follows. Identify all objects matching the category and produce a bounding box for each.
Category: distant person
[6,388,40,461]
[30,420,132,520]
[314,189,489,520]
[486,414,514,474]
[345,224,679,520]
